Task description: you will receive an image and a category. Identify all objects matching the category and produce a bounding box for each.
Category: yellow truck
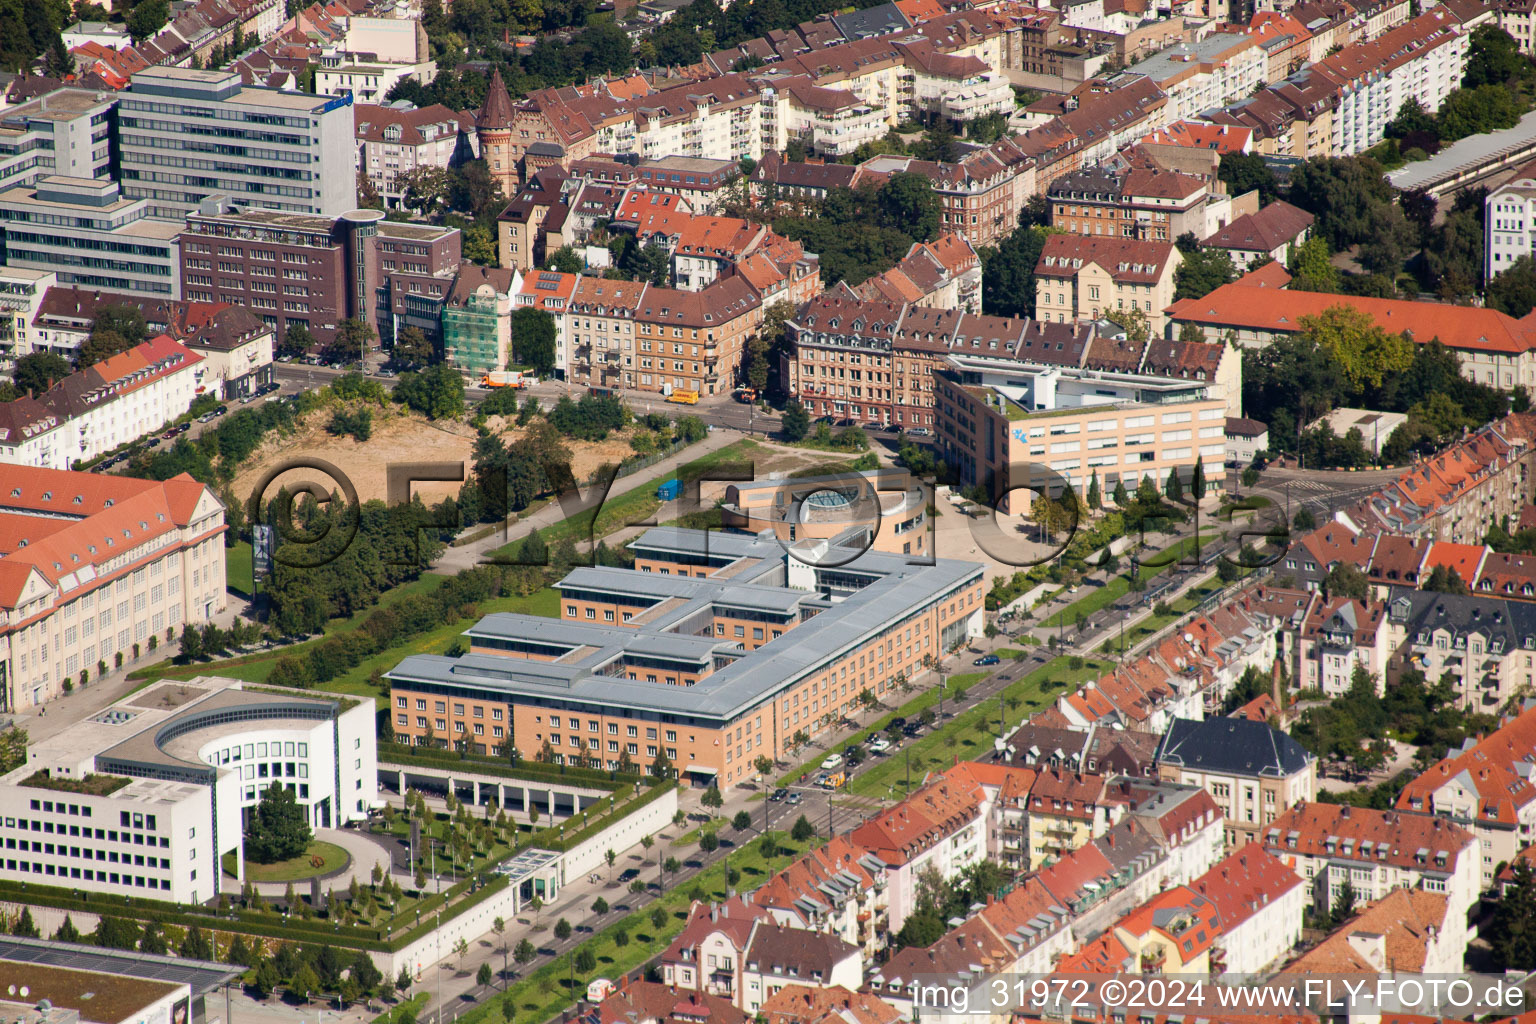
[667,390,700,404]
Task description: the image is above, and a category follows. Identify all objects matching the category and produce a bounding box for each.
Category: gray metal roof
[1154,716,1314,778]
[387,528,983,723]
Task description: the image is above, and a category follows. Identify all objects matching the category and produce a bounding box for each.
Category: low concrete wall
[558,785,678,883]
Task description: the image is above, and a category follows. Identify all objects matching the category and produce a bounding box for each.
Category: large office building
[0,467,226,711]
[178,199,458,348]
[0,676,377,903]
[0,177,182,296]
[0,87,116,191]
[116,66,357,221]
[933,351,1228,502]
[386,529,985,788]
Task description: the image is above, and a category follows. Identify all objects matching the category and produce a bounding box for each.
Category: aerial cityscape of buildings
[9,0,1536,1020]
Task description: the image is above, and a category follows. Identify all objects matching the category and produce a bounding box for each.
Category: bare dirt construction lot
[233,407,636,509]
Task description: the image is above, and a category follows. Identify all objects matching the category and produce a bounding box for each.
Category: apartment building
[0,335,204,470]
[1154,716,1317,847]
[751,835,892,958]
[514,270,578,379]
[565,276,646,391]
[858,142,1036,249]
[0,676,375,902]
[849,234,982,313]
[1261,802,1479,949]
[1025,768,1111,869]
[354,103,471,209]
[0,177,182,297]
[0,468,226,709]
[1202,200,1314,267]
[116,66,356,220]
[658,899,862,1011]
[851,770,988,932]
[441,265,520,376]
[1382,590,1536,712]
[1313,6,1468,156]
[1278,888,1461,989]
[1033,234,1180,332]
[384,529,985,789]
[1397,700,1536,889]
[0,268,55,377]
[1125,33,1267,124]
[1485,158,1536,282]
[1048,164,1215,242]
[1187,846,1305,975]
[932,350,1227,499]
[1296,595,1389,696]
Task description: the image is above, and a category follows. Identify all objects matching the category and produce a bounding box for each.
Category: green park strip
[774,670,987,789]
[375,992,428,1024]
[846,657,1109,800]
[489,439,765,559]
[1038,532,1217,630]
[129,587,560,704]
[451,831,817,1024]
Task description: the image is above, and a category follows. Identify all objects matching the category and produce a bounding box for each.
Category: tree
[1174,246,1236,301]
[781,400,810,442]
[1299,305,1413,392]
[514,938,535,969]
[139,922,168,954]
[574,948,597,974]
[1288,236,1340,293]
[1489,256,1536,318]
[1218,151,1279,205]
[1324,562,1370,602]
[244,782,313,863]
[980,226,1052,318]
[1356,203,1416,278]
[510,307,558,376]
[10,908,38,938]
[395,364,465,420]
[554,918,572,940]
[1112,479,1129,507]
[53,916,80,943]
[126,0,168,40]
[876,173,941,243]
[12,352,70,396]
[1190,457,1206,501]
[1465,24,1527,88]
[400,166,453,216]
[1086,471,1101,511]
[702,786,724,815]
[43,38,74,78]
[1424,563,1470,595]
[180,924,213,960]
[731,809,752,831]
[791,815,816,842]
[1293,508,1317,531]
[1330,879,1357,926]
[1441,84,1524,142]
[393,326,433,365]
[1164,466,1184,503]
[281,323,315,358]
[699,830,720,852]
[477,963,494,988]
[94,917,140,950]
[1491,861,1536,969]
[591,897,609,915]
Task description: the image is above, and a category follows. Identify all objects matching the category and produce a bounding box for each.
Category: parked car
[820,753,843,770]
[902,723,922,737]
[974,654,1001,666]
[868,737,891,754]
[769,788,788,802]
[889,717,907,730]
[259,382,280,395]
[197,412,217,423]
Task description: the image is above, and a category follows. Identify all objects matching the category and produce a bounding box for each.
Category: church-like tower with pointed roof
[476,68,519,198]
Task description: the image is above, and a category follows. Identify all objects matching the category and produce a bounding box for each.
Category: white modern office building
[116,66,358,221]
[0,677,378,904]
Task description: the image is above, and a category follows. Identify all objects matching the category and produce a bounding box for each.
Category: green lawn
[131,587,560,704]
[490,440,765,559]
[224,840,350,882]
[1040,533,1217,629]
[227,540,254,596]
[847,659,1107,799]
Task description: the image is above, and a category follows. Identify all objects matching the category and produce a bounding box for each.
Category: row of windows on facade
[6,860,175,889]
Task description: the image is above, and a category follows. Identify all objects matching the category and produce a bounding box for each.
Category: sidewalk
[430,429,744,574]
